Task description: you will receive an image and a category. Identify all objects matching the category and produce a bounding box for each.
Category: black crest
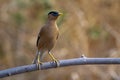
[48,11,59,16]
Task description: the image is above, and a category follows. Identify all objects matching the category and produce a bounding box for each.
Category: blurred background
[0,0,120,80]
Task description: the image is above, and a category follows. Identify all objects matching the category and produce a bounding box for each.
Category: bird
[32,11,62,67]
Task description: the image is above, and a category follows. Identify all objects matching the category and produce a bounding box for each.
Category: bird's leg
[36,52,43,70]
[32,51,42,70]
[32,51,39,64]
[37,52,43,65]
[48,52,60,67]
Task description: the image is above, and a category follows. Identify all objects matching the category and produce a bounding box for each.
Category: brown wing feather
[36,35,40,47]
[36,27,45,47]
[56,32,59,40]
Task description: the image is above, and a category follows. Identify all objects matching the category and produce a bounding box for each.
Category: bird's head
[48,11,62,20]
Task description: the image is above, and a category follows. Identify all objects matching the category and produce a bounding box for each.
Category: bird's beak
[58,13,63,16]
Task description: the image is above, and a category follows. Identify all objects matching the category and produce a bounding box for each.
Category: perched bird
[32,11,62,67]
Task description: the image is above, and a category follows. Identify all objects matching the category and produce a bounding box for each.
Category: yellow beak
[58,13,63,16]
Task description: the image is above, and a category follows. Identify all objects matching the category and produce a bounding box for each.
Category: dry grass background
[0,0,120,80]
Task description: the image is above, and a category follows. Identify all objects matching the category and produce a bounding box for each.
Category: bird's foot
[48,52,60,67]
[37,61,43,65]
[52,58,60,67]
[36,62,42,70]
[32,60,42,70]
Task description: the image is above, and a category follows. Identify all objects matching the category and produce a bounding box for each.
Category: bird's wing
[56,32,59,40]
[36,34,40,47]
[36,27,45,47]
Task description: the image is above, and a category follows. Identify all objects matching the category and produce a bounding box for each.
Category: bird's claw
[36,62,42,70]
[32,60,42,70]
[53,59,60,67]
[36,60,43,69]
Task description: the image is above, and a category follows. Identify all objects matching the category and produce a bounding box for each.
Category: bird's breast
[37,25,59,51]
